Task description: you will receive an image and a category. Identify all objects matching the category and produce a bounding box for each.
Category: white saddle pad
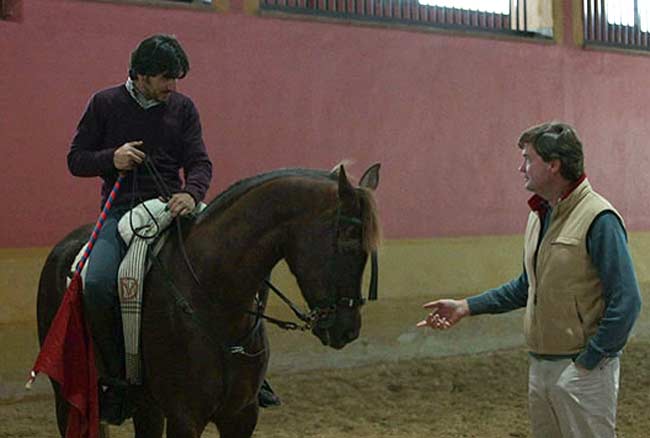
[118,199,175,384]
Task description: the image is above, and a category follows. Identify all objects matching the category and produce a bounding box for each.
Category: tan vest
[522,179,623,355]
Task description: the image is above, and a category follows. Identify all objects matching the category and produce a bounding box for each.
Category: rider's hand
[113,141,145,172]
[166,192,196,218]
[416,299,470,329]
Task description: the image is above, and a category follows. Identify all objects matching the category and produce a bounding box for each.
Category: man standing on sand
[417,122,641,438]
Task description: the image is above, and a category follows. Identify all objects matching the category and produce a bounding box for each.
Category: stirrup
[99,383,130,426]
[258,379,281,408]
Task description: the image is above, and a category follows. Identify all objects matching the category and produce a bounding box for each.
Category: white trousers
[528,356,620,438]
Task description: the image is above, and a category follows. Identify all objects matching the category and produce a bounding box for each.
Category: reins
[133,159,379,355]
[147,250,266,356]
[136,157,202,286]
[254,280,321,331]
[133,158,270,356]
[136,158,312,332]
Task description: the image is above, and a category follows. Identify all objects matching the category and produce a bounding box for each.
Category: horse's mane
[196,167,381,252]
[357,188,381,252]
[198,168,334,219]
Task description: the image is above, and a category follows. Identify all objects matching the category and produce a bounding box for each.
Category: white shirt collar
[125,77,162,110]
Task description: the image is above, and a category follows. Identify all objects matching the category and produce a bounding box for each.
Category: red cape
[32,274,99,438]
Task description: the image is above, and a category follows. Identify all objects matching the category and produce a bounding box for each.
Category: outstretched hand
[416,299,470,329]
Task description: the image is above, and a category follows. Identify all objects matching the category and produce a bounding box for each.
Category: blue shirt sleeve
[575,212,642,369]
[466,270,529,315]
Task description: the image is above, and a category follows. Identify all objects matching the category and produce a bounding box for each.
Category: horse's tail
[36,224,92,344]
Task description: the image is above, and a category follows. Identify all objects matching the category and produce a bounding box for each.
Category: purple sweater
[68,85,212,209]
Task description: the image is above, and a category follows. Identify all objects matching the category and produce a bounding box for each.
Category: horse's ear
[359,163,380,191]
[337,165,355,201]
[330,160,354,177]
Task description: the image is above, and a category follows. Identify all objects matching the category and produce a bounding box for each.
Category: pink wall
[2,0,650,247]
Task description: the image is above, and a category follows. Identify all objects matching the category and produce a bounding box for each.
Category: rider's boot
[85,301,129,425]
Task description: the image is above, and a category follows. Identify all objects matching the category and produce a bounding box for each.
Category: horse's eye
[340,225,361,240]
[337,240,361,254]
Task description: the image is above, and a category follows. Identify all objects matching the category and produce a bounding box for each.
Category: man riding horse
[67,33,278,424]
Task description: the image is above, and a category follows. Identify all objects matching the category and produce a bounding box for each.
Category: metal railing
[584,0,650,50]
[260,0,550,38]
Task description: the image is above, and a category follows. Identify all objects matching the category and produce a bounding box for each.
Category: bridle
[251,202,379,333]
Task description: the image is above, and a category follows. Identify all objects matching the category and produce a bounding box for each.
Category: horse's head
[284,164,381,349]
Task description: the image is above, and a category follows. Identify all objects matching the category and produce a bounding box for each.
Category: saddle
[70,199,205,384]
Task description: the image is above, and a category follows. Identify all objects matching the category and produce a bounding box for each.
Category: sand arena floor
[2,340,650,437]
[2,297,650,437]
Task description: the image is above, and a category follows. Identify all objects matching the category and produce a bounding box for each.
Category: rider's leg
[83,208,129,425]
[83,208,127,381]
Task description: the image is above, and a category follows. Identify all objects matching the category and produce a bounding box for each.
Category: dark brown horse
[37,164,381,437]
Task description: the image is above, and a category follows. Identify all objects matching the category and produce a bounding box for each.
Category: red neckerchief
[527,174,587,217]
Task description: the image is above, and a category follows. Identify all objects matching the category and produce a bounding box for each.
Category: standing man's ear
[548,159,561,174]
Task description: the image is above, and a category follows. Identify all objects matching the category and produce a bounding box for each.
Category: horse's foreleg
[163,416,207,438]
[214,403,259,438]
[133,410,164,438]
[100,423,110,438]
[132,396,165,438]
